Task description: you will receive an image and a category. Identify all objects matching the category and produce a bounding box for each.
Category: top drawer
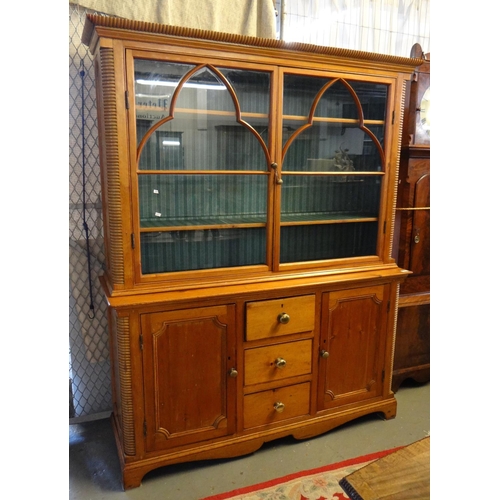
[246,295,315,341]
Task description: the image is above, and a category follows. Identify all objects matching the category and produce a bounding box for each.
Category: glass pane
[218,68,270,115]
[282,74,387,173]
[280,175,381,221]
[280,223,378,263]
[135,60,270,171]
[283,74,330,119]
[280,73,386,265]
[282,122,382,173]
[138,174,268,228]
[141,228,266,273]
[135,60,196,127]
[283,75,387,121]
[345,81,388,121]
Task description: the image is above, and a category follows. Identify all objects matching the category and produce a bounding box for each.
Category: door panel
[141,305,236,452]
[409,173,430,275]
[318,285,388,410]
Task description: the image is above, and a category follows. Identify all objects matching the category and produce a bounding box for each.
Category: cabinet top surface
[82,13,422,72]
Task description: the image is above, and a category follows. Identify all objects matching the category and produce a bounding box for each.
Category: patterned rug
[201,447,401,500]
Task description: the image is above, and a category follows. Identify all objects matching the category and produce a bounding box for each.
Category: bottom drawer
[243,382,310,429]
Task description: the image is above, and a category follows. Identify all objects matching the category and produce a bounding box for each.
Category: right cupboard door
[318,284,389,410]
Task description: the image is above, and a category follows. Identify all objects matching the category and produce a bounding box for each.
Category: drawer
[243,382,310,429]
[246,294,315,341]
[244,339,312,386]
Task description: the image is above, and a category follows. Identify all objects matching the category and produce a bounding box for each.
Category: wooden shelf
[140,212,378,231]
[283,114,384,126]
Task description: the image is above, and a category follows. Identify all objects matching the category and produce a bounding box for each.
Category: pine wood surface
[340,436,430,499]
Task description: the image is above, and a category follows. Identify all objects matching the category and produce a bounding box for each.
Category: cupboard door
[132,58,274,276]
[141,305,236,452]
[279,73,389,265]
[318,285,388,410]
[408,172,430,276]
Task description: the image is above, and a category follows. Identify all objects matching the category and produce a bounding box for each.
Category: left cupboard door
[141,304,237,452]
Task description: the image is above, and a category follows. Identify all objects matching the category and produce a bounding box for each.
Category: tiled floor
[69,381,430,500]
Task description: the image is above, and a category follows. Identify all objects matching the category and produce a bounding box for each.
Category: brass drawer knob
[275,357,287,369]
[320,350,330,358]
[274,401,285,413]
[278,312,290,324]
[228,368,238,378]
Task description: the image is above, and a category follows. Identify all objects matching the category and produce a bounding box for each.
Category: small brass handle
[320,350,330,358]
[229,368,238,378]
[275,357,287,369]
[271,162,284,185]
[274,401,285,413]
[278,312,290,324]
[414,234,420,244]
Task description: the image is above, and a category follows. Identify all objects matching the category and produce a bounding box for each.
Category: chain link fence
[69,3,111,420]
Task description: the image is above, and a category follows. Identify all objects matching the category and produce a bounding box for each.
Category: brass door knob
[274,401,285,413]
[229,368,238,378]
[278,312,290,324]
[275,357,287,369]
[320,350,330,358]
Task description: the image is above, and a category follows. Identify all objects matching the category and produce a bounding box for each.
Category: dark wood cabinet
[392,44,430,391]
[83,14,421,489]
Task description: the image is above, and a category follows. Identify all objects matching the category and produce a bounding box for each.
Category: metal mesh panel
[69,3,111,419]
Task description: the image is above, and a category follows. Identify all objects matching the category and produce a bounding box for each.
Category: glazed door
[141,305,237,452]
[318,284,389,410]
[278,71,390,268]
[129,54,275,280]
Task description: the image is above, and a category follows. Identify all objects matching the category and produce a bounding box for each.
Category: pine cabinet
[83,14,421,489]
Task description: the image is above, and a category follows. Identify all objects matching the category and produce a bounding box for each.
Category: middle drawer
[244,339,312,387]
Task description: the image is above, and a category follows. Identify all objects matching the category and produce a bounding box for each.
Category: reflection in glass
[135,60,271,171]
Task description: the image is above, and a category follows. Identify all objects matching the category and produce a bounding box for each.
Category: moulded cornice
[82,13,423,71]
